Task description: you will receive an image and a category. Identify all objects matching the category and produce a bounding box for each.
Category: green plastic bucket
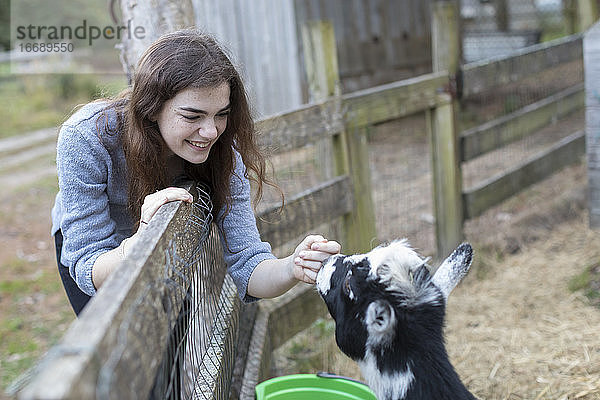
[255,373,377,400]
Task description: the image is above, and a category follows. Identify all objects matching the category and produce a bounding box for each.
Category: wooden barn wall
[193,0,304,118]
[192,0,433,116]
[294,0,433,95]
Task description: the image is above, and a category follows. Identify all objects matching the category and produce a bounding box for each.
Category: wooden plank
[428,93,464,259]
[461,83,585,162]
[257,175,353,249]
[238,284,328,400]
[255,99,344,153]
[584,21,600,228]
[431,0,461,75]
[342,71,448,128]
[301,20,339,181]
[18,185,223,400]
[256,71,447,154]
[265,284,328,350]
[462,34,583,98]
[463,130,586,220]
[337,124,378,254]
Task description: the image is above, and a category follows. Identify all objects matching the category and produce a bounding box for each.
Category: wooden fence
[16,15,587,400]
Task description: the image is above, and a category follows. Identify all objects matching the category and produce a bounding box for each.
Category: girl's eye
[182,115,199,121]
[216,111,230,118]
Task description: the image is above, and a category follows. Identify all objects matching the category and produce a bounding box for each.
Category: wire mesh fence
[462,0,568,63]
[368,114,436,256]
[16,182,243,400]
[146,183,240,400]
[459,49,584,191]
[91,182,240,400]
[256,141,344,258]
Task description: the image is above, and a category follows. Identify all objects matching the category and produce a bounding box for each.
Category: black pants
[55,230,91,316]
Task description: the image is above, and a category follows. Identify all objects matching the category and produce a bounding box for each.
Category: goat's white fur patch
[366,240,426,287]
[365,300,396,343]
[431,245,472,300]
[359,348,414,399]
[316,254,342,295]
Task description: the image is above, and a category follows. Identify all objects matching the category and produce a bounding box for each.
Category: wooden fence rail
[461,34,583,98]
[18,183,227,399]
[16,15,588,400]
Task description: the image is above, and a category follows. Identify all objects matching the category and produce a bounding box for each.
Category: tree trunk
[117,0,195,81]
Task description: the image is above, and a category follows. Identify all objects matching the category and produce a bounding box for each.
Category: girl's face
[155,83,231,164]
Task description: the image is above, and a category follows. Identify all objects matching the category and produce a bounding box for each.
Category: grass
[569,261,600,307]
[0,172,72,395]
[273,318,341,375]
[0,267,72,392]
[0,73,126,139]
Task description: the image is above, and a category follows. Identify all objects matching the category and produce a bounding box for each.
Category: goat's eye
[343,275,352,296]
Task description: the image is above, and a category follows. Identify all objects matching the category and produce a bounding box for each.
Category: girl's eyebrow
[177,104,231,114]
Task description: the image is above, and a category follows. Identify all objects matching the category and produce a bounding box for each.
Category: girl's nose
[199,119,219,140]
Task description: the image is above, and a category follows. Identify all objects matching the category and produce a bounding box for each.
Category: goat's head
[316,240,473,363]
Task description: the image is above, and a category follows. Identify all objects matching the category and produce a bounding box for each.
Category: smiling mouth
[186,140,211,149]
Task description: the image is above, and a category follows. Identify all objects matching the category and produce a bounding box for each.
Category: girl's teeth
[188,140,210,148]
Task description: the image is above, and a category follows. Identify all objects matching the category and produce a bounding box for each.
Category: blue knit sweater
[51,101,275,301]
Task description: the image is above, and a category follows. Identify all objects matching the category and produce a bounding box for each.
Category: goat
[316,240,476,400]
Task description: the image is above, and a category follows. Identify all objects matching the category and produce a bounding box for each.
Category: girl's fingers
[299,235,325,250]
[294,257,323,271]
[294,264,317,284]
[297,250,331,263]
[140,187,193,223]
[311,240,341,254]
[303,268,317,283]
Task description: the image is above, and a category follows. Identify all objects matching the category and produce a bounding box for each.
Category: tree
[117,0,194,81]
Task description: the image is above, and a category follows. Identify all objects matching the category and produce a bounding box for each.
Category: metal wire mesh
[462,0,567,63]
[460,55,584,190]
[91,182,239,400]
[369,115,436,256]
[257,142,343,258]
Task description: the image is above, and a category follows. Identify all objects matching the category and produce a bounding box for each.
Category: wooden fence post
[431,0,462,77]
[564,0,578,34]
[577,0,599,32]
[584,21,600,228]
[301,20,339,181]
[431,0,464,258]
[338,124,378,253]
[301,20,377,253]
[428,94,464,258]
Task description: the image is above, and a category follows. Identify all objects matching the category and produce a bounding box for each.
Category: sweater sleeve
[217,152,276,303]
[56,124,122,296]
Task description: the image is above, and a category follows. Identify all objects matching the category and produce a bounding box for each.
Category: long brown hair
[108,29,275,229]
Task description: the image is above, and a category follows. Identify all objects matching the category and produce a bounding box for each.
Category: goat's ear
[431,243,473,300]
[365,300,396,336]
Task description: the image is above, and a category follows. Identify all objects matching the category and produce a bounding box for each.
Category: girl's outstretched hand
[292,235,341,284]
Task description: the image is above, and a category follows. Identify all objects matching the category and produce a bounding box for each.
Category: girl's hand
[126,187,194,258]
[292,235,341,284]
[139,187,194,226]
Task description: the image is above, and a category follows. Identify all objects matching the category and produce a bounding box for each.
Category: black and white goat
[316,240,476,400]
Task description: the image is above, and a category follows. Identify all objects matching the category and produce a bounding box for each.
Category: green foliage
[503,94,520,114]
[0,74,126,138]
[569,262,600,307]
[0,0,10,50]
[275,318,339,375]
[569,267,591,293]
